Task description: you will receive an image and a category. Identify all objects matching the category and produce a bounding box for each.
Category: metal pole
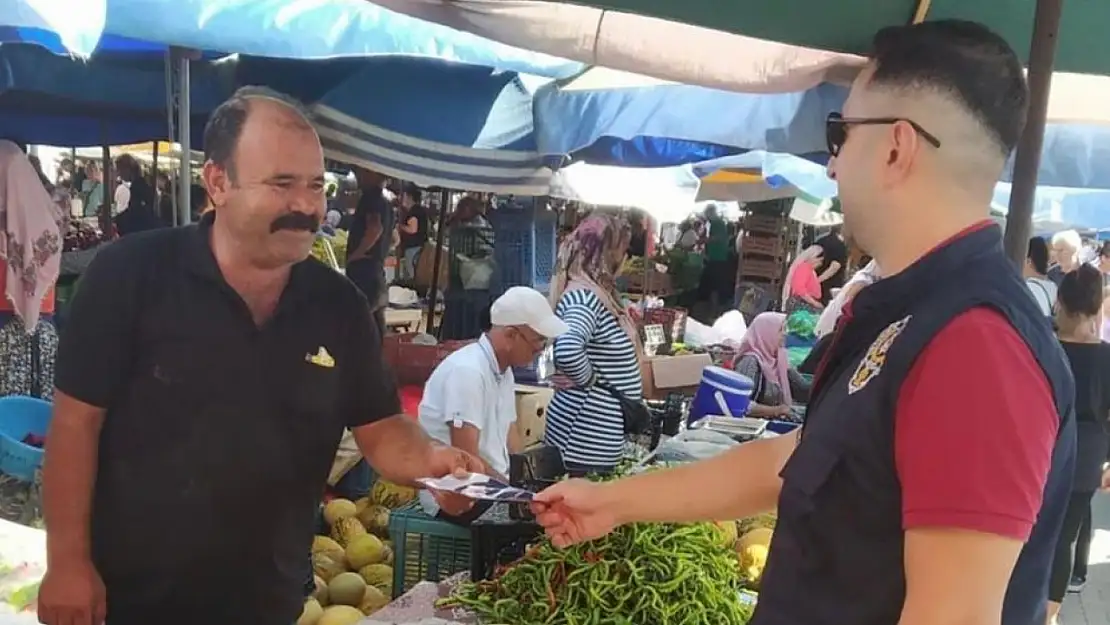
[425,190,450,337]
[175,48,193,226]
[1003,0,1064,265]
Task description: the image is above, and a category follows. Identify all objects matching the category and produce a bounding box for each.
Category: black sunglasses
[825,112,942,156]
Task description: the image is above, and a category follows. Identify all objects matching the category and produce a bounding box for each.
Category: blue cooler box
[688,366,755,424]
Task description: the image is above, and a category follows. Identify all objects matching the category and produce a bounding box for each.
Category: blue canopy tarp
[0,44,229,146]
[536,72,1110,191]
[246,56,551,194]
[534,71,843,167]
[0,0,105,56]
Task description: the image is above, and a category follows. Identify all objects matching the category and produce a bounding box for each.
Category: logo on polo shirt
[848,315,912,395]
[306,346,336,368]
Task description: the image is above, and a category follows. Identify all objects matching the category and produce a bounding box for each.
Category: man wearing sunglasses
[531,20,1074,625]
[417,286,568,524]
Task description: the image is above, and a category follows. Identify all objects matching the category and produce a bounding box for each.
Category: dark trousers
[1049,490,1095,601]
[1073,503,1093,579]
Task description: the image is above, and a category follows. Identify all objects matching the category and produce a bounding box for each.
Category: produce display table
[0,519,46,624]
[359,574,475,625]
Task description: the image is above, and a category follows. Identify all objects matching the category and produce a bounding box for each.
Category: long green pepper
[437,521,753,625]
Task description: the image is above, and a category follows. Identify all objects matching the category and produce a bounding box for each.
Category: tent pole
[1004,0,1064,265]
[174,47,193,226]
[426,190,451,337]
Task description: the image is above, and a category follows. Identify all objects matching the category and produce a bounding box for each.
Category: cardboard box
[515,384,554,448]
[650,353,713,389]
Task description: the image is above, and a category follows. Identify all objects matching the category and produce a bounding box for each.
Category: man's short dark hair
[1099,240,1110,260]
[868,20,1028,156]
[403,184,422,204]
[202,86,312,181]
[1027,236,1050,275]
[115,154,141,177]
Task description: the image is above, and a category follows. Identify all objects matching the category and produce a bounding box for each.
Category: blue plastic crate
[489,204,557,294]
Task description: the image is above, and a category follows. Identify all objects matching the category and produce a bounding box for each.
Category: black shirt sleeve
[343,294,401,428]
[55,242,141,409]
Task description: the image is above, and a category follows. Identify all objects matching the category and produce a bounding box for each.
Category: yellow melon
[312,536,345,562]
[312,574,329,605]
[328,572,367,607]
[323,499,358,527]
[345,534,386,569]
[330,517,367,547]
[358,585,390,615]
[371,480,416,508]
[737,527,774,550]
[312,552,346,583]
[357,504,391,538]
[317,605,365,625]
[297,599,324,625]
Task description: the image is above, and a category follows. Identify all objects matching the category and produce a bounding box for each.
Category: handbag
[595,379,653,435]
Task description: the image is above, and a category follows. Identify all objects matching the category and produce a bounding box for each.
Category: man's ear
[202,160,231,208]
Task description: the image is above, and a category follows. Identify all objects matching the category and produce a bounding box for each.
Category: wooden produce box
[514,384,553,448]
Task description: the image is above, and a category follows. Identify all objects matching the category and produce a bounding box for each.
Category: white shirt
[416,335,517,515]
[1025,276,1057,317]
[113,182,131,215]
[815,261,881,338]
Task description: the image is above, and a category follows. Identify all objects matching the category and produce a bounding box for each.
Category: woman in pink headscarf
[0,140,63,399]
[732,312,810,418]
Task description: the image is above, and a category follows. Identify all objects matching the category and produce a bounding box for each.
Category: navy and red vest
[751,224,1076,625]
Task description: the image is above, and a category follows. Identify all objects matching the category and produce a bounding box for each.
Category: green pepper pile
[438,521,752,625]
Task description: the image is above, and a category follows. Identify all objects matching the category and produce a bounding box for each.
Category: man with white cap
[417,286,568,523]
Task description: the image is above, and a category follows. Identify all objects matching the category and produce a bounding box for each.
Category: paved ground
[1061,492,1110,625]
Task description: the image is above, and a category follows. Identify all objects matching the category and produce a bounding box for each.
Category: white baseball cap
[490,286,569,338]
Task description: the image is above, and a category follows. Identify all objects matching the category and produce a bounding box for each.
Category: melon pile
[297,480,417,625]
[732,513,777,589]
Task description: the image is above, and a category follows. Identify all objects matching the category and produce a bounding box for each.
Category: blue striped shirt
[544,289,642,467]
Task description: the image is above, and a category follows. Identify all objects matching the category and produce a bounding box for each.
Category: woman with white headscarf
[781,245,825,314]
[0,140,63,399]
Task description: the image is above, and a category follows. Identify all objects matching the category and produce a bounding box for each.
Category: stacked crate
[736,199,799,318]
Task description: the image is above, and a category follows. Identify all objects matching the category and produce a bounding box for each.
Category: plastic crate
[470,520,543,582]
[388,502,472,598]
[489,205,557,294]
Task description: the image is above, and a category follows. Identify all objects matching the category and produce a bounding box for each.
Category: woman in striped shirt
[545,214,647,475]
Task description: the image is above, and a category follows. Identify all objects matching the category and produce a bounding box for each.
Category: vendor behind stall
[417,286,568,523]
[731,312,810,417]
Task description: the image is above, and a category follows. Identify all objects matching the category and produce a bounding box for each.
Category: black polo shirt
[55,213,400,625]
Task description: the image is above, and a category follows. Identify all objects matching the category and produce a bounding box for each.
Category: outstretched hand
[529,479,621,548]
[425,445,486,516]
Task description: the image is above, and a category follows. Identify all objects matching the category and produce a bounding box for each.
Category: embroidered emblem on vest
[848,315,912,395]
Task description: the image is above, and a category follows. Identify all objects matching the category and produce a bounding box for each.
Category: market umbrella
[242,55,555,194]
[371,0,1081,263]
[371,0,1100,77]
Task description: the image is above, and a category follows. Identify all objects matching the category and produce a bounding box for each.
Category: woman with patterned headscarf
[0,140,63,399]
[544,213,650,475]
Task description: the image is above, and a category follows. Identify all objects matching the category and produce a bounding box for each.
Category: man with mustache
[37,86,482,625]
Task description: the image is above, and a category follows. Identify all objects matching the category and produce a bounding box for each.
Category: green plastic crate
[388,501,471,598]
